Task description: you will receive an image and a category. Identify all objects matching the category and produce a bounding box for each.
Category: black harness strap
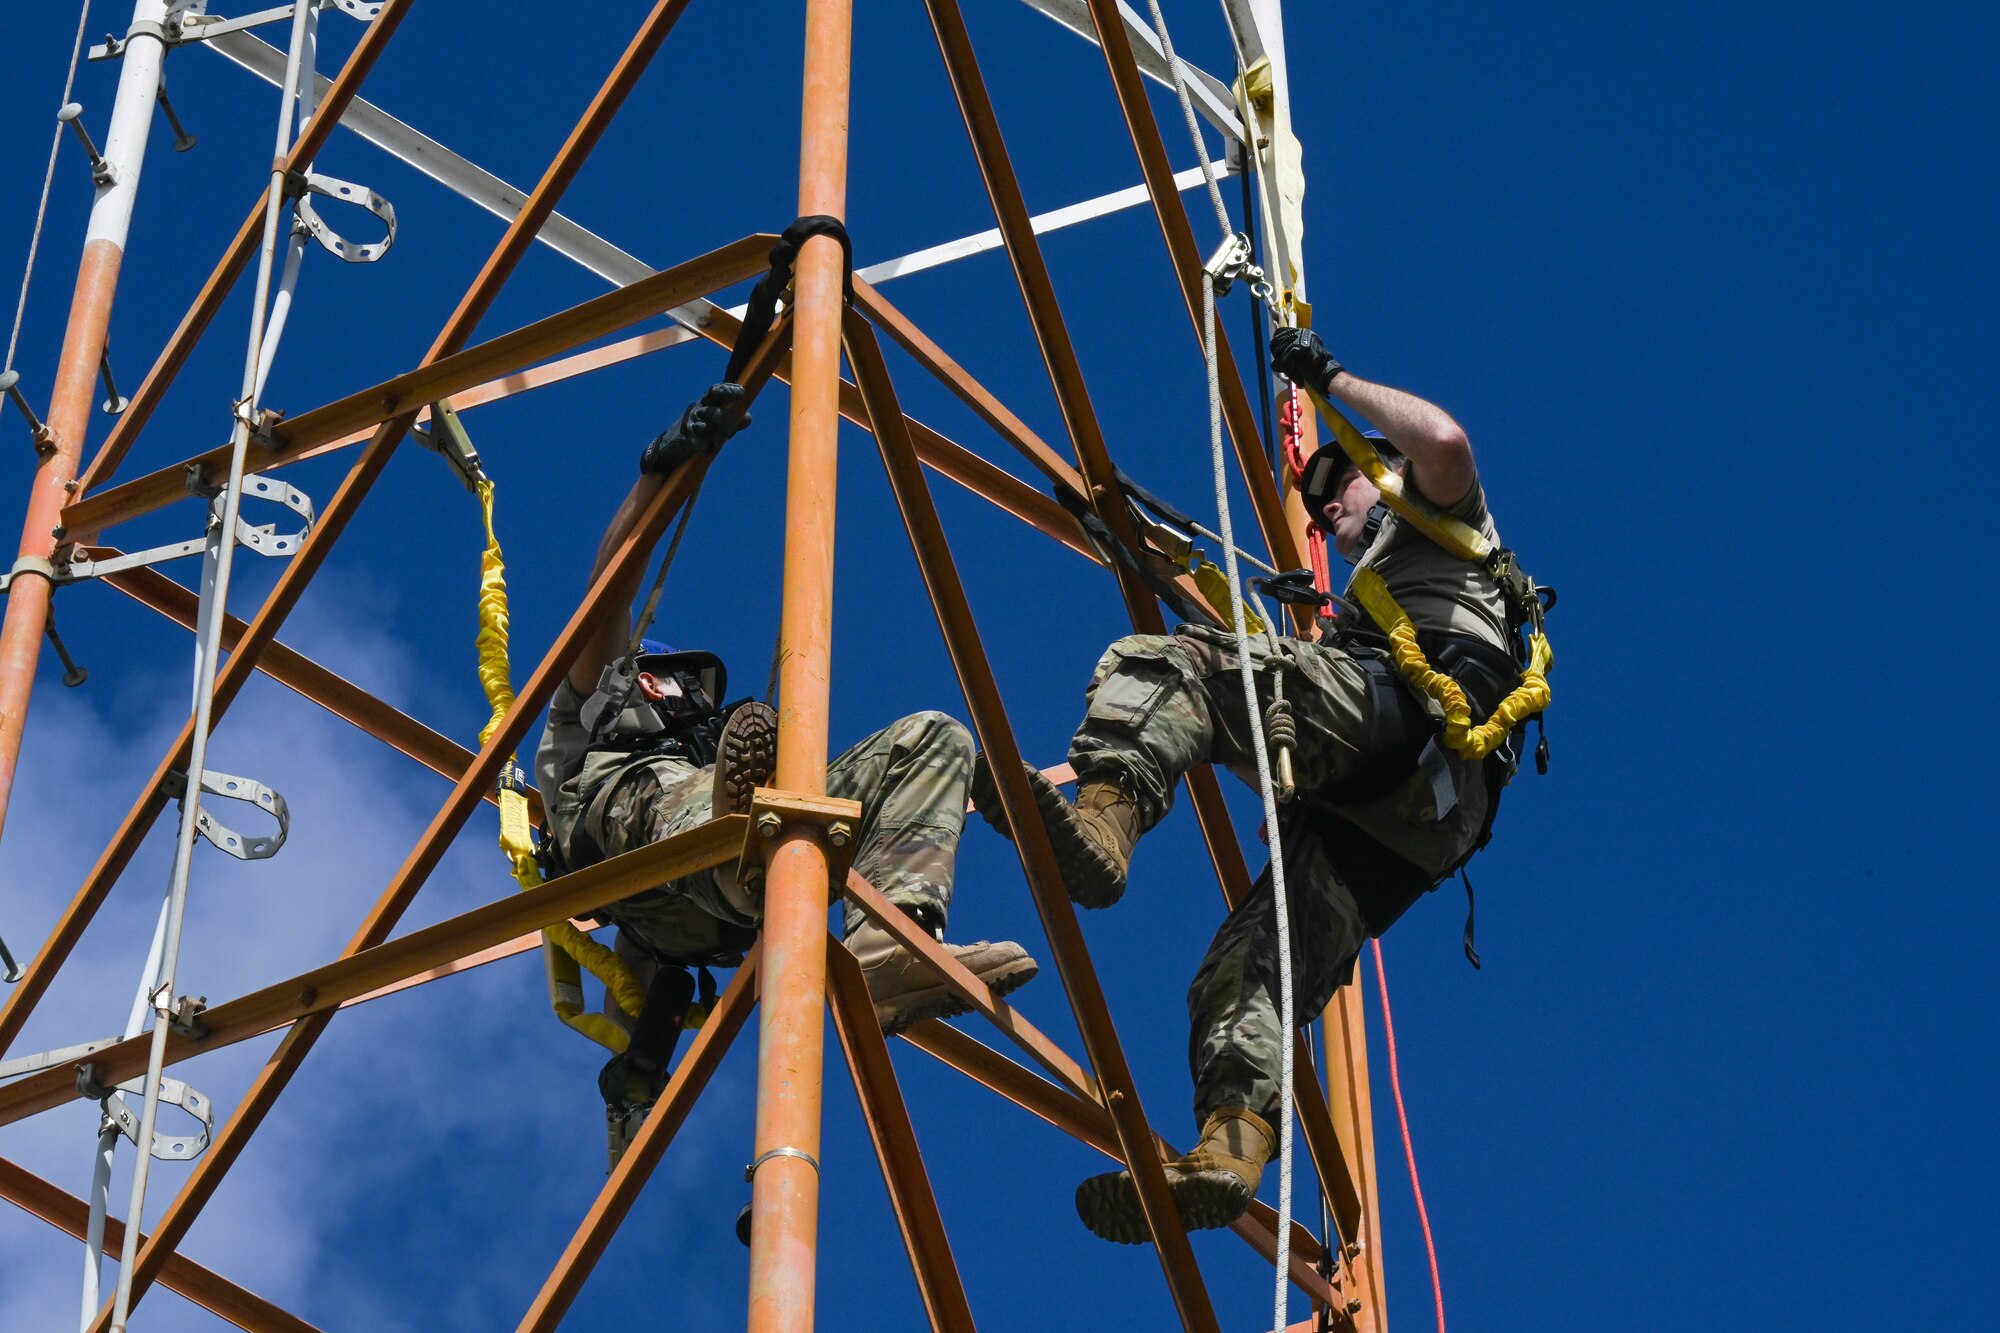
[723,215,853,386]
[1057,483,1215,626]
[598,964,697,1109]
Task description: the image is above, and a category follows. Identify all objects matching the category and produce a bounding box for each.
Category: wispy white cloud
[0,584,754,1329]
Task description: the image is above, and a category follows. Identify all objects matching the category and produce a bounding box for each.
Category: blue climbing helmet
[632,639,727,711]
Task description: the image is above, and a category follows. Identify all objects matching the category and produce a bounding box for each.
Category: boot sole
[712,702,778,817]
[969,755,1125,909]
[1074,1166,1253,1244]
[873,955,1040,1037]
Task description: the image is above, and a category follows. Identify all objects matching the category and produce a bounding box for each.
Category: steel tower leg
[745,0,854,1326]
[0,0,171,878]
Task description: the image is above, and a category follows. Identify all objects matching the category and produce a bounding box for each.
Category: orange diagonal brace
[0,1154,322,1333]
[846,311,1220,1330]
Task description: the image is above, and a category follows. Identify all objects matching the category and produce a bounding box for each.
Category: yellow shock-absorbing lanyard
[473,477,646,1054]
[1301,386,1554,756]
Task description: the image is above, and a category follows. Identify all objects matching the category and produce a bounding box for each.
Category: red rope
[1278,383,1334,600]
[1370,939,1446,1333]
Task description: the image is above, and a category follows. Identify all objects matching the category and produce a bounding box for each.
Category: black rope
[722,215,853,385]
[1240,162,1279,475]
[1055,484,1212,627]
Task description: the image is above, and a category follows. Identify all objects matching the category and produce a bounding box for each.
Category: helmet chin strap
[1340,503,1390,566]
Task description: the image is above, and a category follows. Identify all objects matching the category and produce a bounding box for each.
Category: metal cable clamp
[163,768,290,861]
[292,170,396,264]
[105,1072,215,1162]
[40,476,316,590]
[744,1146,819,1181]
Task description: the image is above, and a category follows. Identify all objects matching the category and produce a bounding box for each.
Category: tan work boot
[1074,1107,1276,1243]
[845,917,1039,1035]
[710,701,777,816]
[970,757,1139,909]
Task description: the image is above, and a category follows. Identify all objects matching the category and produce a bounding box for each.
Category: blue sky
[1,1,1994,1330]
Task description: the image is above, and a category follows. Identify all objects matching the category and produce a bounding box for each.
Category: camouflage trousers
[1068,625,1491,1123]
[586,710,974,961]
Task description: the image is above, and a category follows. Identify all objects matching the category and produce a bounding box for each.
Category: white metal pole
[107,3,319,1325]
[252,1,319,402]
[79,898,168,1330]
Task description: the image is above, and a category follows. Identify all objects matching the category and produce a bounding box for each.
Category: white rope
[1144,5,1298,1330]
[1144,0,1233,239]
[1208,270,1298,1333]
[6,0,94,373]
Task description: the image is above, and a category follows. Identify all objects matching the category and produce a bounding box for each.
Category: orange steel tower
[0,2,1398,1328]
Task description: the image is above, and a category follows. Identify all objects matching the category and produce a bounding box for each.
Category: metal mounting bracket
[15,475,317,591]
[292,170,396,263]
[163,767,290,860]
[412,398,487,491]
[741,787,865,902]
[105,1072,215,1161]
[93,5,299,60]
[0,1034,126,1081]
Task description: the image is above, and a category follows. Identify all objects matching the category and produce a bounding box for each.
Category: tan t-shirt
[1344,479,1510,653]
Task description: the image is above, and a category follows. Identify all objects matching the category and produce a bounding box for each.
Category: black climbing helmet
[1298,430,1400,516]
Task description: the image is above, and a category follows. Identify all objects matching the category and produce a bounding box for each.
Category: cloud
[0,583,763,1329]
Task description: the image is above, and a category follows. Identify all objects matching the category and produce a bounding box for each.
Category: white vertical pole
[79,899,168,1330]
[107,1,320,1324]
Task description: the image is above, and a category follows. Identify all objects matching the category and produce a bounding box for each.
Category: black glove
[639,382,750,476]
[1269,327,1343,393]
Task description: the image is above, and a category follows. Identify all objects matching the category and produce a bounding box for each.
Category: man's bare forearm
[1326,373,1478,508]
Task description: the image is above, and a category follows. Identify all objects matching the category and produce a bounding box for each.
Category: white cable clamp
[8,556,54,582]
[744,1146,819,1182]
[295,172,397,264]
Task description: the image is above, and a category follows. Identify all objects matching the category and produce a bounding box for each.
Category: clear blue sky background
[0,2,1992,1330]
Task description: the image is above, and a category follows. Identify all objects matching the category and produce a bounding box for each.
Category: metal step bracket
[20,475,316,591]
[291,169,396,263]
[230,474,315,555]
[104,1072,215,1162]
[163,767,289,860]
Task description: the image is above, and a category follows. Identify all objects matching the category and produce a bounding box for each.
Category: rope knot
[1262,694,1296,754]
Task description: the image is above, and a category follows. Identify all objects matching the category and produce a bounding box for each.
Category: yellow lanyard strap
[475,479,646,1053]
[1349,567,1552,762]
[1301,386,1494,563]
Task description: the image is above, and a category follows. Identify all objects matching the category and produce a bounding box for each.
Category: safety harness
[1292,398,1559,965]
[435,396,759,1168]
